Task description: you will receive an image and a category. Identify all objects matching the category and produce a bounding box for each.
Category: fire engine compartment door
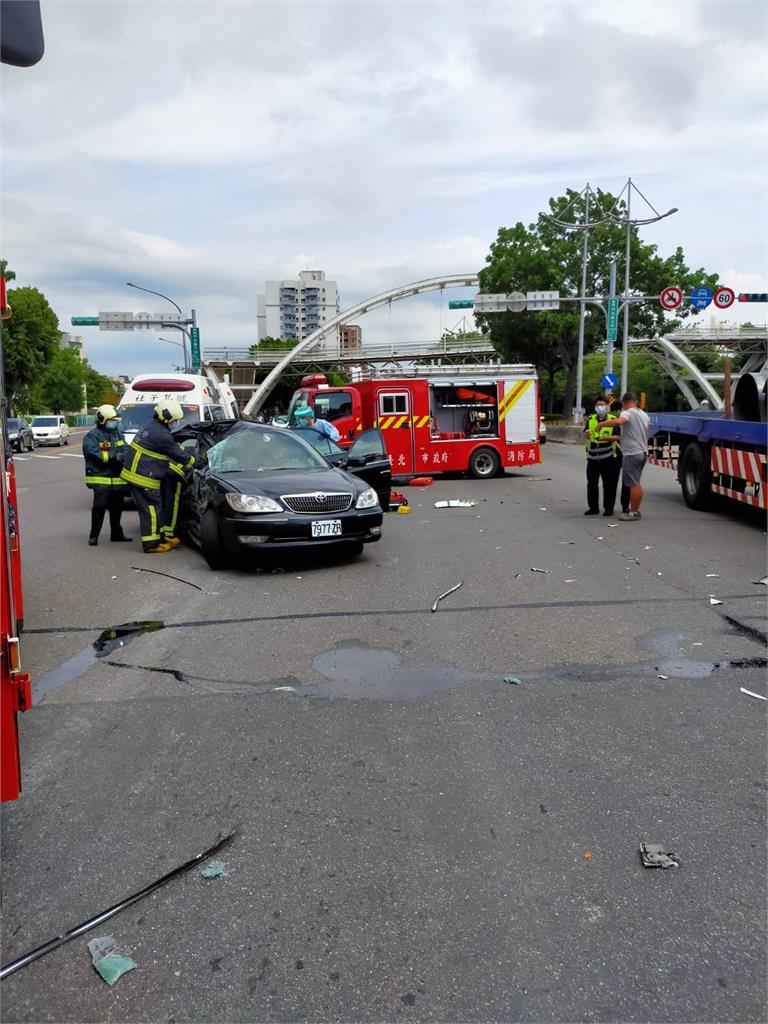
[376,388,414,474]
[500,378,537,444]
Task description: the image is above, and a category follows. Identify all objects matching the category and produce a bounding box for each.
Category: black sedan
[7,417,35,452]
[176,421,390,569]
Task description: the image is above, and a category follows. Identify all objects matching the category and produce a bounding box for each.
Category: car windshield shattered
[207,425,330,474]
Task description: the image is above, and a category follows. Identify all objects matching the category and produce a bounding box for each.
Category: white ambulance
[117,373,238,444]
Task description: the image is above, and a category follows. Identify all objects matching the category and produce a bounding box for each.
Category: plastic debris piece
[582,851,593,860]
[538,507,548,511]
[705,573,721,578]
[740,687,767,701]
[431,580,463,612]
[199,860,227,879]
[752,576,768,586]
[503,675,521,685]
[709,597,723,606]
[607,523,617,528]
[692,642,703,646]
[658,674,669,680]
[408,477,433,487]
[87,935,135,986]
[557,541,575,545]
[202,591,220,597]
[644,545,653,550]
[396,505,411,514]
[0,832,236,981]
[639,842,679,869]
[273,686,296,693]
[530,567,550,574]
[596,536,603,541]
[434,500,476,508]
[564,578,577,583]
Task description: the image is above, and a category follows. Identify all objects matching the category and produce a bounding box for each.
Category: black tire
[340,541,364,559]
[59,435,65,447]
[468,447,500,479]
[65,435,70,445]
[679,442,712,510]
[200,508,233,569]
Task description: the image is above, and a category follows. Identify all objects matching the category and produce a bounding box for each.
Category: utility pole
[574,185,590,422]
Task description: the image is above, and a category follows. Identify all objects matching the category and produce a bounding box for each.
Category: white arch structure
[243,274,479,415]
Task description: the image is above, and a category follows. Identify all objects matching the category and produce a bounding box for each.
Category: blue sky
[2,0,766,376]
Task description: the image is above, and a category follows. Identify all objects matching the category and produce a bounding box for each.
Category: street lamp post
[126,281,195,372]
[159,336,185,370]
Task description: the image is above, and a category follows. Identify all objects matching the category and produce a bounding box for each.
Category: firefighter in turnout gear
[121,400,196,552]
[82,405,131,546]
[583,396,622,517]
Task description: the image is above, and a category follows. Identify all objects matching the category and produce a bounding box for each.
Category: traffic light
[738,293,768,302]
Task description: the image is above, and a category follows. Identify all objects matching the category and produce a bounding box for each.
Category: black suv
[7,417,35,452]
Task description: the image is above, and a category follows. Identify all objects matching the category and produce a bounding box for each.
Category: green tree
[37,347,85,413]
[2,286,61,404]
[81,361,117,407]
[249,336,298,356]
[478,189,719,414]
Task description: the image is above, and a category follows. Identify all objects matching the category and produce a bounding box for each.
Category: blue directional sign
[601,373,618,390]
[690,286,713,310]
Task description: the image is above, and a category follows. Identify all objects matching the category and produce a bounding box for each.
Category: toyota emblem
[315,493,327,503]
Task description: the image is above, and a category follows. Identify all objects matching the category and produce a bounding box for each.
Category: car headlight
[9,432,18,440]
[225,493,283,513]
[356,487,379,509]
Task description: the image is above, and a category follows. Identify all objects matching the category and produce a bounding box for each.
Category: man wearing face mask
[82,404,132,546]
[583,395,622,517]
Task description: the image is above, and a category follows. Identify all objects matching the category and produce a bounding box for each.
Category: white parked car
[30,415,70,446]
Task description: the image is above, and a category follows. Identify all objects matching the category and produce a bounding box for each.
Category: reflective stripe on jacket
[585,414,618,461]
[82,426,128,488]
[120,417,194,491]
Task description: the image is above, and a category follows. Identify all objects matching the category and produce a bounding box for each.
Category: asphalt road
[2,435,766,1023]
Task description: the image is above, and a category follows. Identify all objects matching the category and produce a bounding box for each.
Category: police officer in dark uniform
[82,404,131,546]
[121,400,195,553]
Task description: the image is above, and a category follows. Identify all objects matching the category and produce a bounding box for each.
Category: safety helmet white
[96,404,120,424]
[154,400,184,423]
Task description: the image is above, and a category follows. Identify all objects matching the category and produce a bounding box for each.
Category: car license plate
[311,520,342,538]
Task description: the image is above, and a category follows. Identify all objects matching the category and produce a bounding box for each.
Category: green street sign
[448,299,475,309]
[607,298,619,343]
[190,326,201,370]
[71,316,100,326]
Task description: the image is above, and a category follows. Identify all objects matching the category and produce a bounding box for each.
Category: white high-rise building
[257,270,340,348]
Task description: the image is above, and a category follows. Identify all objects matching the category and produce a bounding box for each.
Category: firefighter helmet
[96,404,120,424]
[154,400,184,423]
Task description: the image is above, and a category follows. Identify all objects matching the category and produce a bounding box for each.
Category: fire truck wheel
[679,442,712,510]
[201,508,233,569]
[468,447,499,479]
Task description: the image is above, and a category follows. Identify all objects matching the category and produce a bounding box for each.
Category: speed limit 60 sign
[660,285,683,310]
[713,286,735,309]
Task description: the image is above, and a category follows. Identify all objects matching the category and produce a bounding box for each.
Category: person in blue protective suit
[82,404,132,546]
[292,402,341,442]
[121,400,196,553]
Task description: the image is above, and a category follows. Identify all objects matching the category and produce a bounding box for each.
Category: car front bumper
[218,507,384,551]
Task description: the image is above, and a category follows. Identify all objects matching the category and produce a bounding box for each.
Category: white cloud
[1,0,765,376]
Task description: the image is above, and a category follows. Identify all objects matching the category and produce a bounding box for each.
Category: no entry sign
[660,285,683,310]
[713,286,735,310]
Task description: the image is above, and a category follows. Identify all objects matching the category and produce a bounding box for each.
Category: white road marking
[60,452,84,457]
[13,456,30,461]
[35,455,62,460]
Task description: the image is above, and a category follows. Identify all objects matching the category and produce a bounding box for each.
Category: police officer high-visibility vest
[585,414,618,461]
[82,425,128,488]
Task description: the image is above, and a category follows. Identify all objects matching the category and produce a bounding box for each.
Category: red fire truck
[284,364,541,478]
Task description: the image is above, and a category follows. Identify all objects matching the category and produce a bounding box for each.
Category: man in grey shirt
[602,392,650,521]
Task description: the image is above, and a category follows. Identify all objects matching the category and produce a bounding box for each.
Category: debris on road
[503,675,521,685]
[130,566,202,591]
[739,687,767,702]
[709,597,723,606]
[557,541,575,545]
[87,935,135,986]
[705,574,721,578]
[530,567,551,574]
[273,686,296,693]
[582,851,593,860]
[639,842,680,869]
[564,578,577,583]
[397,505,411,514]
[0,832,237,980]
[538,507,548,511]
[753,576,768,586]
[431,580,463,612]
[200,860,228,879]
[408,477,433,487]
[434,500,476,508]
[658,674,669,680]
[389,491,408,510]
